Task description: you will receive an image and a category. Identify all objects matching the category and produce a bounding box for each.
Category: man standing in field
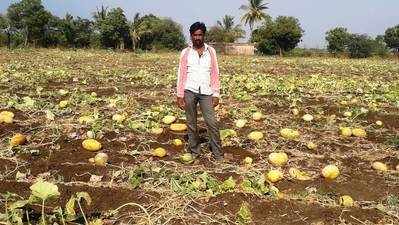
[176,22,223,161]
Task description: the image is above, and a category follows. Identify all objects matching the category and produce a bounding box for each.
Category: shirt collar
[189,43,209,51]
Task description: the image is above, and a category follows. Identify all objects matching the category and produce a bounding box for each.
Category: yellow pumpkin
[0,111,14,124]
[302,114,314,122]
[372,162,388,172]
[252,112,263,121]
[170,123,187,132]
[352,128,367,138]
[306,142,317,150]
[58,100,69,108]
[243,156,253,165]
[247,131,264,141]
[280,128,300,140]
[162,115,176,124]
[151,127,164,135]
[179,153,194,164]
[94,153,109,166]
[268,152,288,167]
[10,133,27,146]
[82,139,102,151]
[266,170,283,183]
[343,111,352,117]
[152,147,167,157]
[112,114,125,123]
[321,165,340,180]
[235,119,247,128]
[340,127,352,137]
[172,139,183,146]
[339,195,354,207]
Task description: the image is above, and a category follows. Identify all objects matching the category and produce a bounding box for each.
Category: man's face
[191,29,204,48]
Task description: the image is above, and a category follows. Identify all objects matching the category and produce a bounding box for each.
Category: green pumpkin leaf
[30,179,60,201]
[236,202,252,225]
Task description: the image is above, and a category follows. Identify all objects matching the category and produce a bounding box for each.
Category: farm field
[0,49,398,225]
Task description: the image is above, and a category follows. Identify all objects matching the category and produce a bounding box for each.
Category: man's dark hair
[190,22,206,35]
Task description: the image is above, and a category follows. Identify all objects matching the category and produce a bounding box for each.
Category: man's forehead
[192,30,204,35]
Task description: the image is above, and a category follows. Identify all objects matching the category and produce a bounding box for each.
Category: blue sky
[1,0,398,48]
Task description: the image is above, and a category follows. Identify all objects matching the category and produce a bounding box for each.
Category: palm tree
[217,15,235,31]
[239,0,269,32]
[207,15,245,43]
[129,13,142,51]
[216,15,245,43]
[93,5,108,22]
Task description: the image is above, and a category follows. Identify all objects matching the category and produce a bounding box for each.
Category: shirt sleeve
[210,48,220,97]
[176,49,187,97]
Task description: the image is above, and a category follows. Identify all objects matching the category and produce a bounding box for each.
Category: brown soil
[198,192,385,225]
[0,158,18,178]
[0,180,159,215]
[366,112,399,130]
[85,87,116,97]
[1,51,398,225]
[223,146,258,163]
[16,134,141,183]
[0,109,28,137]
[278,157,399,202]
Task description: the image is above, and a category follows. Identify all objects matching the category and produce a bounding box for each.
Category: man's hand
[212,97,219,108]
[177,97,185,110]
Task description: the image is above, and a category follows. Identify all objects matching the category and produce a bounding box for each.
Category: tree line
[0,0,186,51]
[0,0,398,58]
[326,26,399,58]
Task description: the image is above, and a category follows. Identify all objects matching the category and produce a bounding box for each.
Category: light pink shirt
[176,43,220,98]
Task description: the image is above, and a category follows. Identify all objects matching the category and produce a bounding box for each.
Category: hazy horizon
[1,0,398,48]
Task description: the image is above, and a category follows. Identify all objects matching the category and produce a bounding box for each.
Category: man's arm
[176,49,188,109]
[210,47,220,107]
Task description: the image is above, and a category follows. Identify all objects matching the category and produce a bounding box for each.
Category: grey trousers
[184,89,222,158]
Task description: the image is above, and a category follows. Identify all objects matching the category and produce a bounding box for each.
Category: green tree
[240,0,270,32]
[93,5,108,22]
[0,14,8,47]
[7,0,53,47]
[347,34,374,58]
[60,13,93,48]
[42,15,63,47]
[325,27,351,55]
[129,13,147,51]
[136,14,185,51]
[252,16,303,56]
[273,16,304,56]
[0,14,20,48]
[0,14,7,30]
[73,17,93,48]
[255,39,277,55]
[372,35,389,57]
[384,25,399,56]
[61,13,75,46]
[206,15,245,43]
[94,7,130,49]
